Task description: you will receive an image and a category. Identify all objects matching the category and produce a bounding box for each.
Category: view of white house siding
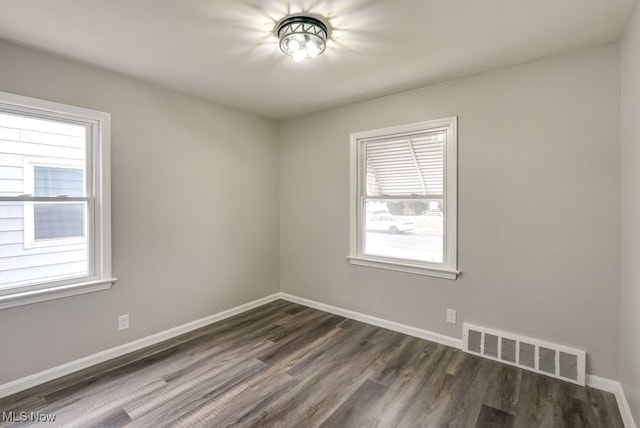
[0,112,88,288]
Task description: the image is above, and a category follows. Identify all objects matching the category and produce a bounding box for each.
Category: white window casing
[0,91,116,309]
[348,117,459,279]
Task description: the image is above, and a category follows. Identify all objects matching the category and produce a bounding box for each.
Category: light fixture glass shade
[277,16,328,62]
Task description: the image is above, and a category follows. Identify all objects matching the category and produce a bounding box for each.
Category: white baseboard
[278,292,463,349]
[587,375,637,428]
[0,293,281,399]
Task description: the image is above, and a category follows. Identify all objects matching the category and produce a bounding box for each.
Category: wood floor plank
[245,327,408,426]
[475,404,516,428]
[482,362,522,414]
[374,343,452,427]
[208,374,300,427]
[512,371,556,427]
[319,379,388,428]
[95,409,133,428]
[0,300,624,428]
[255,313,344,366]
[126,358,268,428]
[285,322,380,379]
[584,386,625,428]
[46,377,167,428]
[367,335,433,387]
[420,353,489,427]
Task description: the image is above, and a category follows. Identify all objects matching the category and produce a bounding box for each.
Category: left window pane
[0,112,89,288]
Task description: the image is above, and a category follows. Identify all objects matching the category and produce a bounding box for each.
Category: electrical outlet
[446,308,457,324]
[118,314,129,331]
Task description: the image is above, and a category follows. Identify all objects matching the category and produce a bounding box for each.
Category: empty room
[0,0,639,427]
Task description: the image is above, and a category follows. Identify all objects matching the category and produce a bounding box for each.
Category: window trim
[348,117,459,279]
[0,91,116,309]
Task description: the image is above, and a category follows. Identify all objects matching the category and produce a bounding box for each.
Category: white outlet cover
[118,314,129,331]
[446,309,457,324]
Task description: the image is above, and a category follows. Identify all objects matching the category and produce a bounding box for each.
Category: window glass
[33,166,85,241]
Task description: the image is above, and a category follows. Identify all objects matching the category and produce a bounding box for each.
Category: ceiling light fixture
[277,16,328,63]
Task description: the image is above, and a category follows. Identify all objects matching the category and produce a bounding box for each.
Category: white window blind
[365,134,444,197]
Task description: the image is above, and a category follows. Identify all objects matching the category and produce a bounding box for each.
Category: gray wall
[280,45,621,379]
[0,39,280,384]
[621,1,640,423]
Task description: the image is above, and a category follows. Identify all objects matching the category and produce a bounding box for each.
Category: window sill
[347,256,459,280]
[0,278,118,310]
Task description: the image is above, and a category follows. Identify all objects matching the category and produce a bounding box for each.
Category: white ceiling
[0,0,635,119]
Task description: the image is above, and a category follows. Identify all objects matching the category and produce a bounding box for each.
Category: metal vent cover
[462,323,586,386]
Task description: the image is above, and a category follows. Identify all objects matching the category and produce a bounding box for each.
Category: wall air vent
[462,323,586,386]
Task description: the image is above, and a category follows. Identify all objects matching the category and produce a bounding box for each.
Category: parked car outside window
[366,215,414,234]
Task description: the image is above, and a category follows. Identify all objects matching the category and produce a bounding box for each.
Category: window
[348,117,458,279]
[0,91,115,309]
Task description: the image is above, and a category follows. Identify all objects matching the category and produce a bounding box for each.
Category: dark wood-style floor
[0,300,624,427]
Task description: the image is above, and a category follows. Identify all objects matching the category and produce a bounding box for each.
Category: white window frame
[23,159,87,249]
[0,91,116,309]
[348,117,459,279]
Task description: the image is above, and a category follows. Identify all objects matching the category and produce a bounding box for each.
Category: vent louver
[463,323,586,386]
